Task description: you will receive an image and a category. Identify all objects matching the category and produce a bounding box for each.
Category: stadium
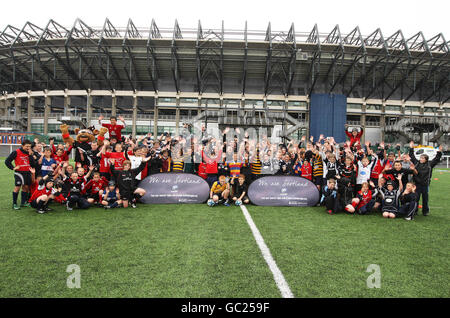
[0,17,449,301]
[0,19,449,144]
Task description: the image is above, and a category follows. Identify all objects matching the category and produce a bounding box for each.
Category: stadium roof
[0,18,449,103]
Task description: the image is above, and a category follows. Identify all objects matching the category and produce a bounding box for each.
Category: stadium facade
[0,19,449,144]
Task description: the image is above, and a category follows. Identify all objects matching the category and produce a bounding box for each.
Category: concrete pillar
[44,95,51,135]
[153,105,159,136]
[14,97,21,121]
[360,101,367,144]
[380,101,386,142]
[0,98,5,116]
[86,91,92,126]
[111,95,117,117]
[305,97,310,140]
[27,96,34,132]
[64,95,70,116]
[132,95,137,138]
[175,103,180,136]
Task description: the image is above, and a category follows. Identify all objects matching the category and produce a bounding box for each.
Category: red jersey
[357,190,373,209]
[202,150,222,174]
[301,161,312,181]
[198,163,207,179]
[83,177,108,195]
[370,158,386,179]
[105,152,126,170]
[52,154,65,164]
[99,154,111,173]
[14,148,31,172]
[382,160,395,181]
[102,123,124,141]
[29,185,54,202]
[51,144,72,162]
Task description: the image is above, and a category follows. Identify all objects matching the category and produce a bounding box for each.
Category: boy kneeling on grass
[207,175,230,207]
[320,178,338,214]
[29,177,62,214]
[230,174,250,206]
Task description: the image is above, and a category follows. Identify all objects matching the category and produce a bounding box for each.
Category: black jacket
[111,162,146,192]
[409,148,442,186]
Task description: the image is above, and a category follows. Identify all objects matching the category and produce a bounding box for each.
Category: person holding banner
[408,141,443,216]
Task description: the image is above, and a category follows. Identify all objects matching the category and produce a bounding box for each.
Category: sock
[13,192,19,205]
[43,199,51,209]
[133,193,142,202]
[21,192,29,205]
[351,201,358,208]
[37,200,45,211]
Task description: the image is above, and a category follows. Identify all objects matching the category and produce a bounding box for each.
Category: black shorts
[313,176,323,187]
[14,171,32,186]
[237,196,249,202]
[120,190,133,201]
[88,193,101,202]
[30,199,39,209]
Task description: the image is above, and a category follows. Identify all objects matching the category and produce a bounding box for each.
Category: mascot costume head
[60,124,108,147]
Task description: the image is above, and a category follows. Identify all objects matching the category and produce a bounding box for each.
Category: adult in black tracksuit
[110,157,150,208]
[408,142,443,216]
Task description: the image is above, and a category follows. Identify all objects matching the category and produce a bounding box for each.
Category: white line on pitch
[239,205,294,298]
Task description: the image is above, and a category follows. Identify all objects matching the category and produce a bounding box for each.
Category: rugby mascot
[60,124,108,167]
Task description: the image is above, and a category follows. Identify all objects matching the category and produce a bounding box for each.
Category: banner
[413,146,438,161]
[138,173,210,204]
[248,176,320,207]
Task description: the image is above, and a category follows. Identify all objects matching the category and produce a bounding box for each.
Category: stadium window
[158,97,177,104]
[201,99,220,106]
[347,103,362,110]
[123,126,132,134]
[267,100,284,107]
[424,107,438,114]
[366,116,380,127]
[385,105,402,112]
[179,98,198,106]
[48,124,60,133]
[287,101,307,107]
[31,124,44,133]
[137,97,155,109]
[405,106,420,113]
[346,115,361,125]
[246,100,264,107]
[366,104,381,111]
[444,108,450,114]
[137,125,152,134]
[223,99,240,106]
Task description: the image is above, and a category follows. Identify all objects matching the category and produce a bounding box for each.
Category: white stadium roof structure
[0,18,449,103]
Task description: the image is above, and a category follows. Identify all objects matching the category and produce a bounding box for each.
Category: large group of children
[5,117,444,220]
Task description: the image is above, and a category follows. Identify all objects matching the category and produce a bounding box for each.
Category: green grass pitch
[0,162,448,298]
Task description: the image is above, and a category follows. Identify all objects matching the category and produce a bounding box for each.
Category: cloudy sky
[2,0,449,40]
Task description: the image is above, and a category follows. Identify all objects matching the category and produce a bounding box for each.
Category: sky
[1,0,449,40]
